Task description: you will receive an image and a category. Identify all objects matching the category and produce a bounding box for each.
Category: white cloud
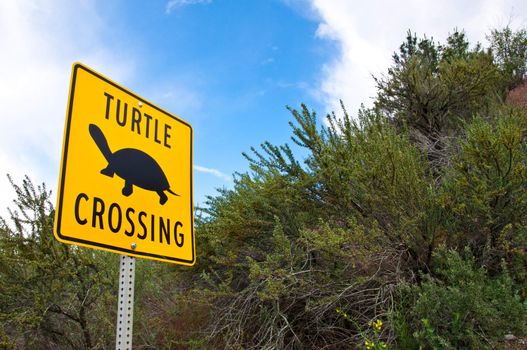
[149,84,203,118]
[194,165,231,182]
[0,0,135,216]
[165,0,212,14]
[261,57,275,65]
[308,0,527,117]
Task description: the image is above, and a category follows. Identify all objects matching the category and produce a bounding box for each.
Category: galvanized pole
[116,255,136,350]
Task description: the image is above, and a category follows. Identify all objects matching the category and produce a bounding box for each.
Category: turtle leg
[122,181,133,197]
[157,190,168,205]
[101,165,115,177]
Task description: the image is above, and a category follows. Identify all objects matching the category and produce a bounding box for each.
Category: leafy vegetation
[396,248,526,350]
[0,176,117,349]
[2,26,527,349]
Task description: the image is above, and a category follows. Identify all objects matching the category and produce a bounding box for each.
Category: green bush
[394,248,527,349]
[440,111,527,286]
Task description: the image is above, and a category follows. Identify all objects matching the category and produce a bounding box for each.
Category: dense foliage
[0,176,117,349]
[2,26,527,349]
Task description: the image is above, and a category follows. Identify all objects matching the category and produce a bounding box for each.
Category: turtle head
[89,124,112,161]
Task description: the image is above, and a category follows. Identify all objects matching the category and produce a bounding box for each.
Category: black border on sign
[55,63,195,265]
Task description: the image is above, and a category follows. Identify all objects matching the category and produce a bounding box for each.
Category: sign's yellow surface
[54,63,195,265]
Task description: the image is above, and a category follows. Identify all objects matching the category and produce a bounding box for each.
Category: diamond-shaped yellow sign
[54,63,195,265]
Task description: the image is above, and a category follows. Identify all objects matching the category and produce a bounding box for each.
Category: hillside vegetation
[2,27,527,349]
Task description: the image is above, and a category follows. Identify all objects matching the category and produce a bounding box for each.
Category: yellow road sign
[54,63,195,265]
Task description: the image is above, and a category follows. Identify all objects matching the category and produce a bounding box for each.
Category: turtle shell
[109,148,170,191]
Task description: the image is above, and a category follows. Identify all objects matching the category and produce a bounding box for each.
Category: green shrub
[440,111,527,286]
[394,248,527,349]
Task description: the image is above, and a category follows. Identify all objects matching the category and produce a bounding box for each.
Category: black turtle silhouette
[89,124,179,205]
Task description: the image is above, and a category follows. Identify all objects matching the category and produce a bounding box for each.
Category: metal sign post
[116,255,136,350]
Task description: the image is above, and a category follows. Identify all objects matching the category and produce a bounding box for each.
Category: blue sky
[1,0,526,215]
[111,0,332,205]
